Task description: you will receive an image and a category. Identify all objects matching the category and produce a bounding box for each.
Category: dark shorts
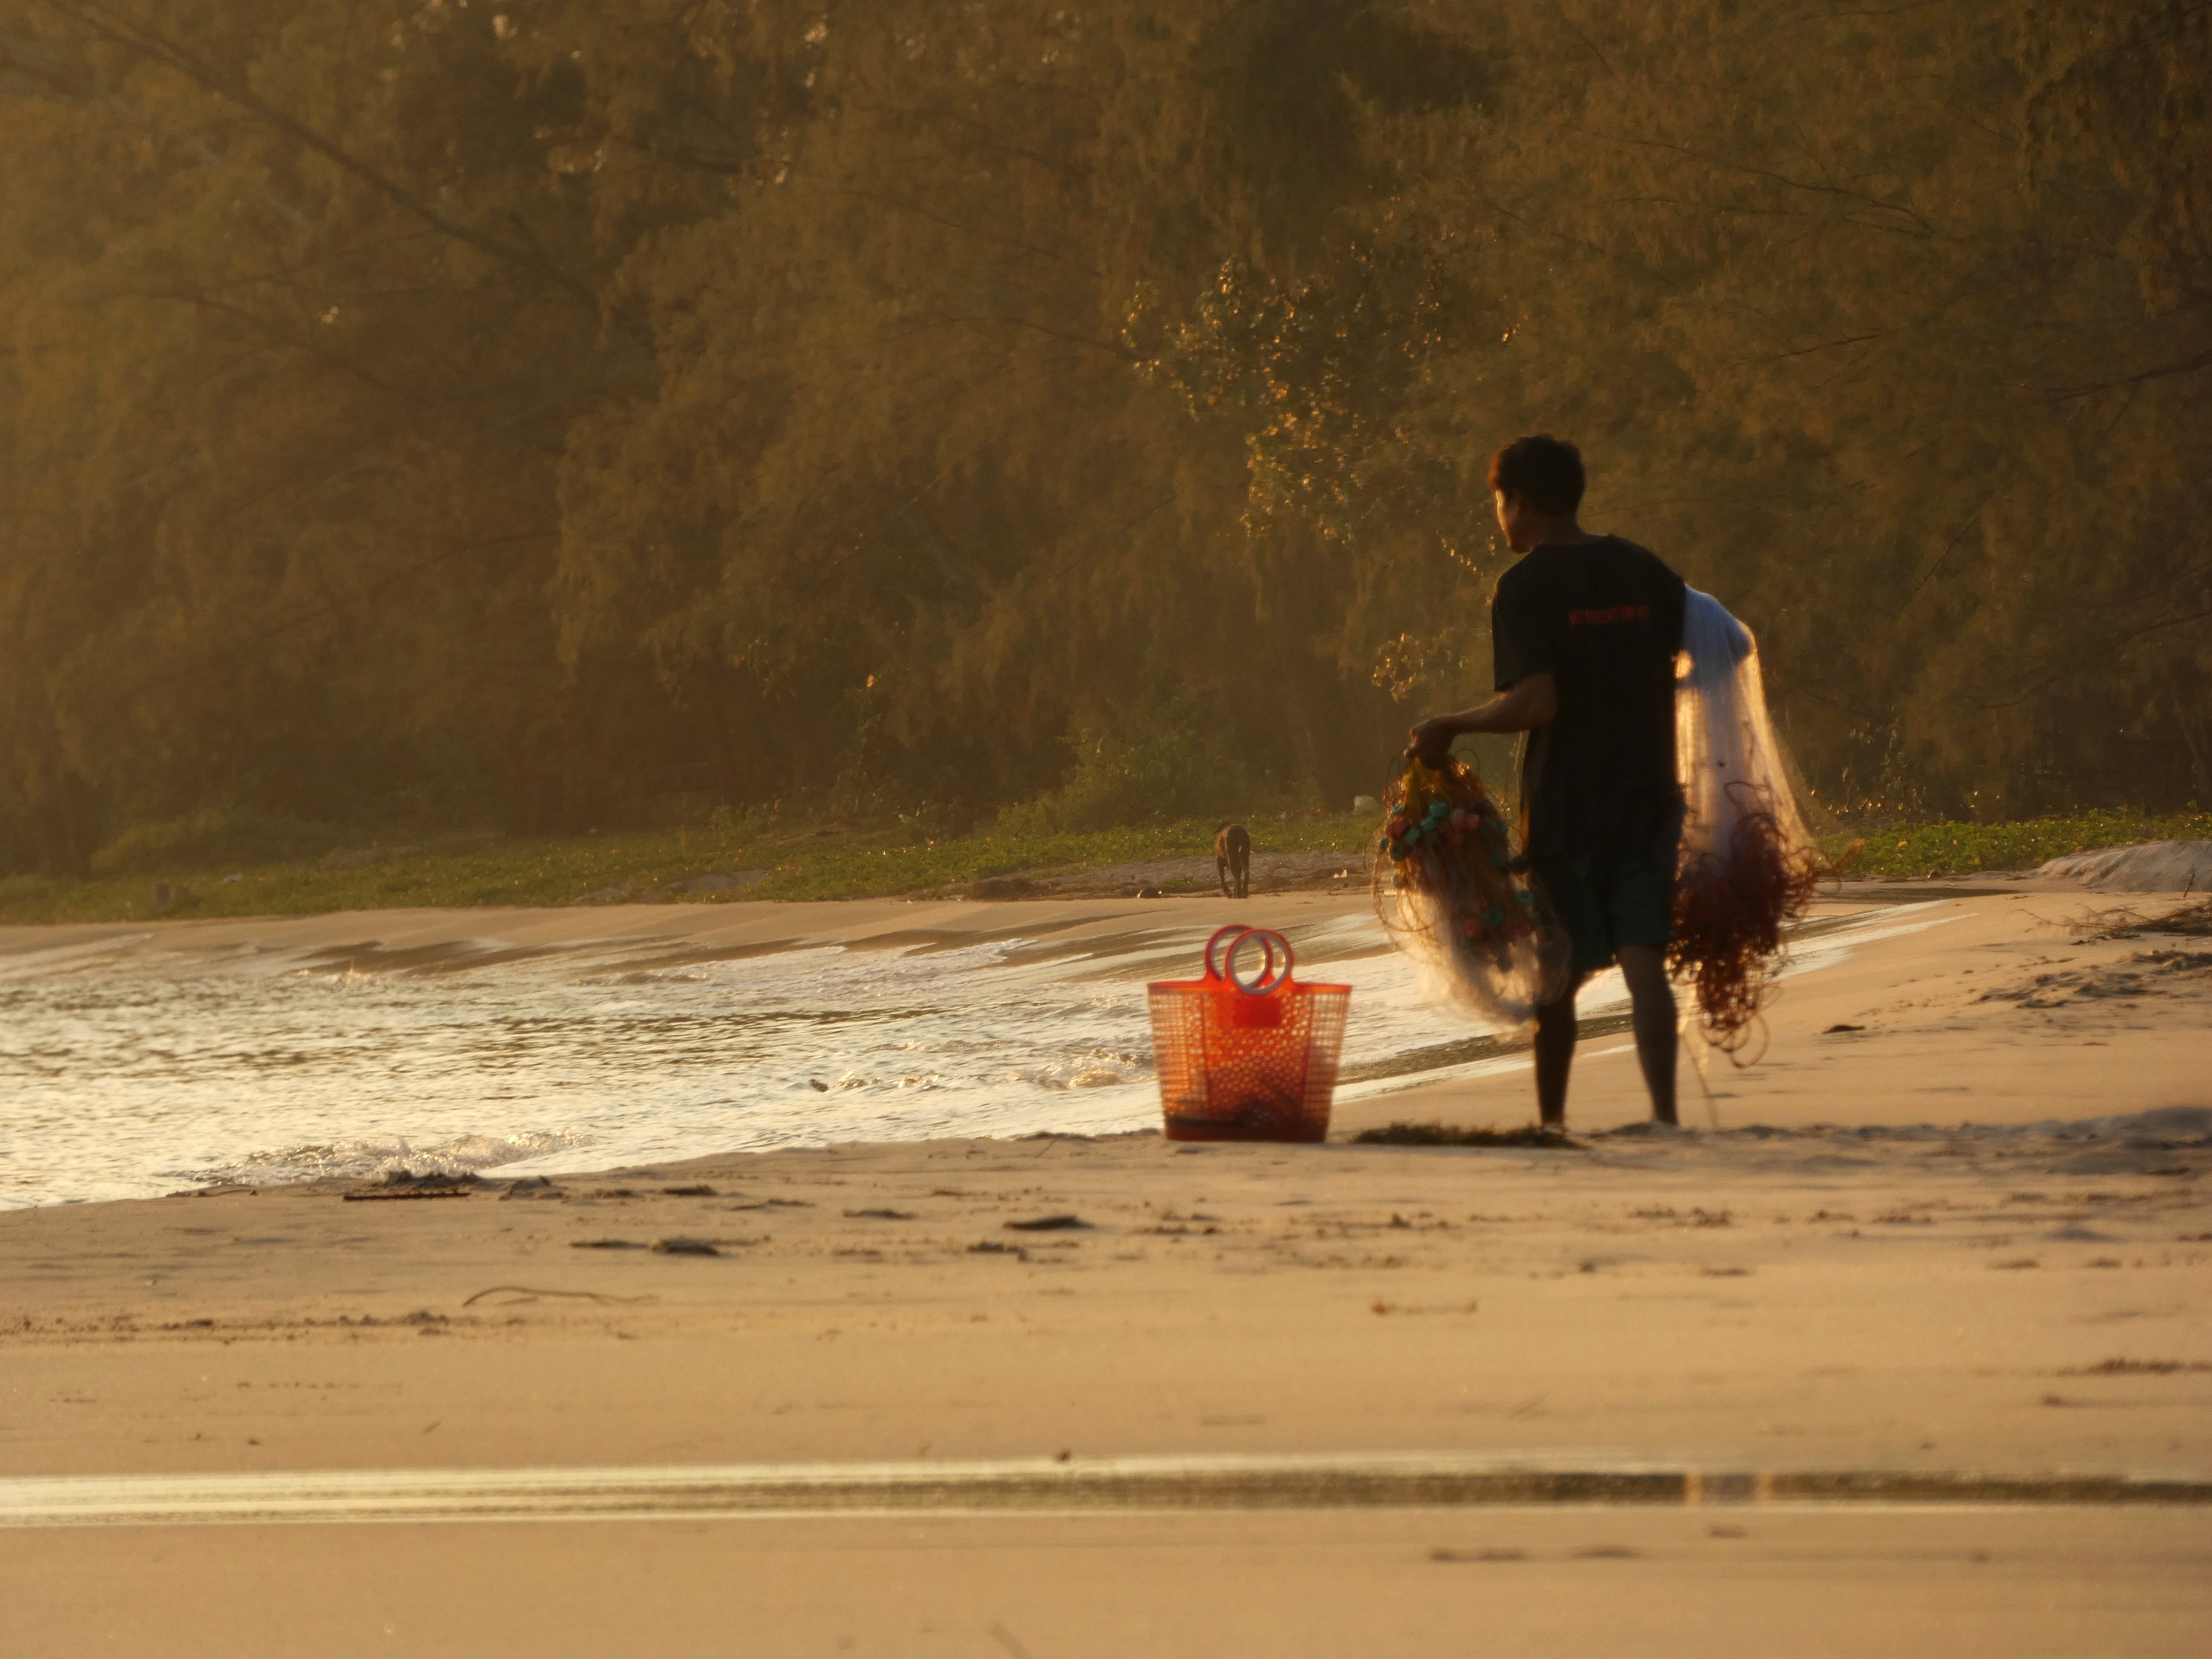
[1531,822,1680,980]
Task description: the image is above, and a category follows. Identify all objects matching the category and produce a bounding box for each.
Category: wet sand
[0,887,1385,970]
[4,884,2209,1654]
[7,1507,2207,1658]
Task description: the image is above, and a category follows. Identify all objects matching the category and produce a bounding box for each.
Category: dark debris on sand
[343,1169,481,1201]
[2068,896,2212,941]
[1352,1123,1584,1150]
[650,1237,721,1256]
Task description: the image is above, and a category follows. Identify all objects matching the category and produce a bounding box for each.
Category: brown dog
[1214,822,1251,899]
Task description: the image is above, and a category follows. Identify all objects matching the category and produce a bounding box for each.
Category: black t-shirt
[1490,535,1687,861]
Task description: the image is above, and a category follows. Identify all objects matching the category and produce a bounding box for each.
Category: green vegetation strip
[0,815,1379,926]
[2,809,2203,926]
[1818,810,2210,882]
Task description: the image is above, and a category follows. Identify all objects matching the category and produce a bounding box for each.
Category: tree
[2,0,2203,874]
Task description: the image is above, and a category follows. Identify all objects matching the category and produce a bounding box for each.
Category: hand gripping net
[1671,589,1823,1055]
[1370,756,1570,1034]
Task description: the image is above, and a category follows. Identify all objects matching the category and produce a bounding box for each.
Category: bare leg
[1533,979,1579,1127]
[1616,944,1678,1125]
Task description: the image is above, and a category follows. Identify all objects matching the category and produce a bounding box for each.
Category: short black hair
[1487,434,1585,516]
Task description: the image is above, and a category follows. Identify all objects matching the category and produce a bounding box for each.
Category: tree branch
[2046,345,2212,402]
[816,185,1101,276]
[1565,120,1939,236]
[36,2,600,310]
[117,288,430,406]
[900,311,1137,360]
[1979,605,2212,708]
[104,529,561,707]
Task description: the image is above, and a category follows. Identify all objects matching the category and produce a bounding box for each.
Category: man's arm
[1407,673,1557,764]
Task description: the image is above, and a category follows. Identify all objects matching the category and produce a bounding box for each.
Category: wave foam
[168,1129,589,1188]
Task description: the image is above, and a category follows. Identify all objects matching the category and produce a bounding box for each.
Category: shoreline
[0,867,2135,968]
[3,882,2207,1208]
[5,884,2207,1653]
[5,885,2206,1480]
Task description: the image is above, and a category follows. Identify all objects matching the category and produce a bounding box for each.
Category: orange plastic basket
[1146,925,1352,1143]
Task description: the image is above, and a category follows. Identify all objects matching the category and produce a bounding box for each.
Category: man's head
[1488,434,1584,551]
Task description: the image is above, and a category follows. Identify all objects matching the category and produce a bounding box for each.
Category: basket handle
[1203,924,1253,981]
[1223,928,1293,996]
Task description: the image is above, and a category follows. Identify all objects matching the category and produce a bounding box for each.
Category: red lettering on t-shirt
[1565,603,1652,627]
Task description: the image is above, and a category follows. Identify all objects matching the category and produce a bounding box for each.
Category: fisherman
[1407,434,1687,1129]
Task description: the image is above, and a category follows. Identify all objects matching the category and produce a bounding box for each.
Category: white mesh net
[1677,590,1816,867]
[1671,589,1823,1053]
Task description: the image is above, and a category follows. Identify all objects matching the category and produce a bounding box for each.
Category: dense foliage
[3,1,2206,873]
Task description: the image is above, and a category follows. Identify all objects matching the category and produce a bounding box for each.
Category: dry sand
[4,884,2209,1655]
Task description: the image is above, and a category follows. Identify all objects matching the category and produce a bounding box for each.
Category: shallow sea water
[0,913,1556,1207]
[0,904,1947,1208]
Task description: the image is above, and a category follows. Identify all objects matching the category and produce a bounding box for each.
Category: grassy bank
[0,806,2203,927]
[0,813,1380,926]
[1820,809,2211,881]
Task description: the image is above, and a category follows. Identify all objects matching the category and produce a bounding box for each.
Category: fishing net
[1373,590,1817,1053]
[1670,589,1823,1055]
[1371,756,1571,1033]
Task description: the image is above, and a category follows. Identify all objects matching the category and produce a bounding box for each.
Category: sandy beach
[4,885,2209,1654]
